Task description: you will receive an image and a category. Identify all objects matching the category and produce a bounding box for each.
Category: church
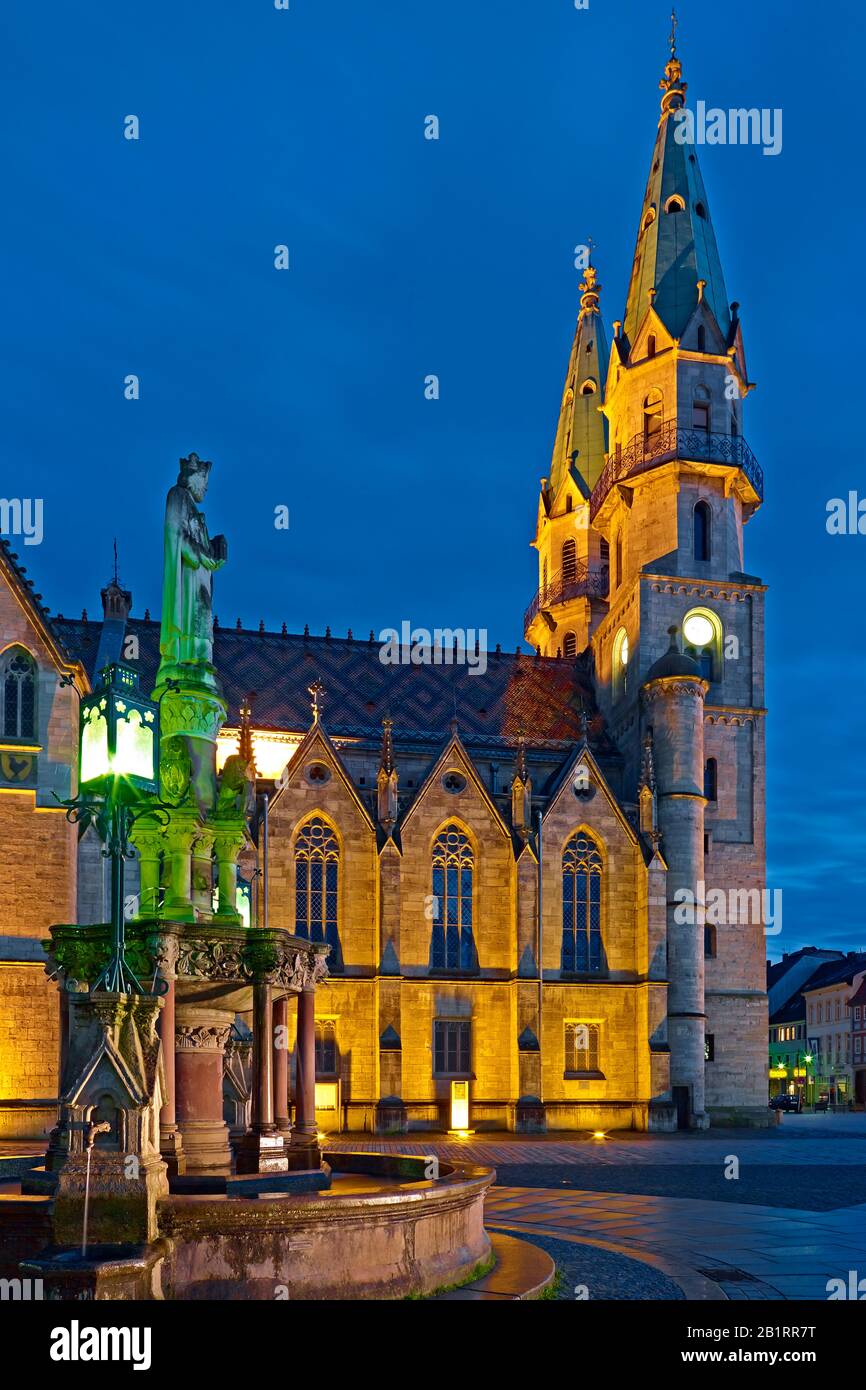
[0,36,768,1141]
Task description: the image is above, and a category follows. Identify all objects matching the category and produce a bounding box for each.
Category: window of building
[704,757,718,802]
[563,632,577,658]
[647,334,656,359]
[682,607,722,682]
[294,817,342,970]
[565,1021,600,1074]
[695,201,707,219]
[1,646,37,741]
[836,1001,841,1021]
[856,1007,862,1021]
[697,324,707,353]
[614,531,623,590]
[580,378,596,395]
[856,1036,863,1057]
[431,825,476,971]
[692,386,711,433]
[705,1033,715,1061]
[694,500,711,562]
[704,924,716,958]
[730,408,739,438]
[562,537,577,584]
[642,207,656,231]
[643,390,663,444]
[664,194,686,213]
[315,1019,338,1076]
[561,831,603,973]
[433,1020,471,1075]
[612,627,629,701]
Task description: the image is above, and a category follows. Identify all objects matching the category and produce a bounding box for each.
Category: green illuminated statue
[157,453,226,688]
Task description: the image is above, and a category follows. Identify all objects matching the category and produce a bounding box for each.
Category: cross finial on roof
[308,680,325,723]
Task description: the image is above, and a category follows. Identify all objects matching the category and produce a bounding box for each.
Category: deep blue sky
[2,1,864,956]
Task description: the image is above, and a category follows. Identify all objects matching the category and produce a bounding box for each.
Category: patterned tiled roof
[54,616,614,755]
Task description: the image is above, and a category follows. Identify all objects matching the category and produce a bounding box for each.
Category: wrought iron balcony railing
[524,563,609,631]
[589,421,763,521]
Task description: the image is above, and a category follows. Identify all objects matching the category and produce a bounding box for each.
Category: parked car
[768,1094,802,1112]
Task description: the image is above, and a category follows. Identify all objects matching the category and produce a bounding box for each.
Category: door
[673,1086,690,1130]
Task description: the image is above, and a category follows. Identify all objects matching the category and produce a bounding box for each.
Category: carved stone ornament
[175,1024,233,1052]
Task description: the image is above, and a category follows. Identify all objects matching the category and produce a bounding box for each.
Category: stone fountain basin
[157,1150,494,1300]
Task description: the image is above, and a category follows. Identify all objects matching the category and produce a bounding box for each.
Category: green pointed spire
[622,25,730,346]
[549,262,610,497]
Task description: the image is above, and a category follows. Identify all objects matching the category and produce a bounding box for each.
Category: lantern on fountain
[79,663,159,798]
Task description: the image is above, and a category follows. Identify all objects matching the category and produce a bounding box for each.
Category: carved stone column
[162,812,200,922]
[191,828,216,917]
[131,823,164,919]
[273,995,290,1135]
[174,1006,234,1173]
[212,826,247,923]
[235,982,288,1173]
[149,932,184,1175]
[290,988,319,1166]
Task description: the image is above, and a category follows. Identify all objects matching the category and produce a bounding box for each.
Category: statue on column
[157,453,227,690]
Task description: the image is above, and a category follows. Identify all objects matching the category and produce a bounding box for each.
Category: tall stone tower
[526,32,768,1126]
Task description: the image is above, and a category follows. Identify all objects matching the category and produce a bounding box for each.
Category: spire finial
[308,680,325,723]
[578,246,602,319]
[659,10,687,113]
[516,726,527,784]
[112,538,119,586]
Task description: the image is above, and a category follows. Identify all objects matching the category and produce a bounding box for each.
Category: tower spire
[548,250,609,498]
[622,17,727,346]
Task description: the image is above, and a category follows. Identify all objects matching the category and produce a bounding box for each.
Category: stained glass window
[294,817,342,970]
[431,825,475,971]
[565,1021,600,1073]
[562,831,603,973]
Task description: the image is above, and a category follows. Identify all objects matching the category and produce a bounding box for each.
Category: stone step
[437,1231,556,1300]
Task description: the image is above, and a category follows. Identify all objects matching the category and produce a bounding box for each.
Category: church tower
[524,264,610,658]
[527,25,768,1127]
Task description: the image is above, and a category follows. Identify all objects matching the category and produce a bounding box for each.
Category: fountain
[0,455,497,1300]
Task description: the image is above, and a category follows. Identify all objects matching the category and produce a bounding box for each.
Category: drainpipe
[536,808,543,1105]
[262,793,270,930]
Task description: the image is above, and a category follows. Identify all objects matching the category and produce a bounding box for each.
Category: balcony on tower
[524,557,609,653]
[589,420,763,525]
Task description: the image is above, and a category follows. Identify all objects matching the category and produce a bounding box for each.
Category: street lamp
[62,663,172,995]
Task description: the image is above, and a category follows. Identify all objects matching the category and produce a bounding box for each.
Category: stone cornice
[642,573,767,597]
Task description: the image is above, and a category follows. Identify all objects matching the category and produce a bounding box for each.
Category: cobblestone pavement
[325,1119,866,1300]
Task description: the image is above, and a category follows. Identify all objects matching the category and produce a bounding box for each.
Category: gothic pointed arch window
[694,500,712,562]
[294,816,343,970]
[430,825,476,972]
[664,194,686,214]
[561,831,603,973]
[562,537,577,584]
[612,626,629,700]
[643,389,663,444]
[1,646,36,740]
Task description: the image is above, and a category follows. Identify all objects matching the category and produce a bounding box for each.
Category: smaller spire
[380,716,394,775]
[308,680,325,723]
[516,727,528,784]
[238,693,257,777]
[639,729,656,792]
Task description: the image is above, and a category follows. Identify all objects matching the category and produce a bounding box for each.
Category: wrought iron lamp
[62,664,176,994]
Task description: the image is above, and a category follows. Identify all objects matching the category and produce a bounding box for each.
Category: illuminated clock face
[683,613,714,649]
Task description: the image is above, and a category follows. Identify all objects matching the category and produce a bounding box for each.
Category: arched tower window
[612,627,629,700]
[561,831,603,973]
[563,632,577,658]
[704,757,718,802]
[682,607,723,683]
[431,825,476,972]
[647,334,656,359]
[692,386,711,433]
[664,194,686,213]
[697,324,707,352]
[315,1019,338,1075]
[1,646,36,740]
[294,817,342,970]
[580,378,596,395]
[643,390,663,444]
[694,501,712,562]
[695,201,707,219]
[562,538,577,584]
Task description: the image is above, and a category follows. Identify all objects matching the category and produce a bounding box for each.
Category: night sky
[3,1,864,955]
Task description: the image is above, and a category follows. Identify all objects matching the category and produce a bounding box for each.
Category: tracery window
[1,646,36,740]
[561,831,603,973]
[294,817,342,970]
[565,1021,600,1073]
[431,825,475,971]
